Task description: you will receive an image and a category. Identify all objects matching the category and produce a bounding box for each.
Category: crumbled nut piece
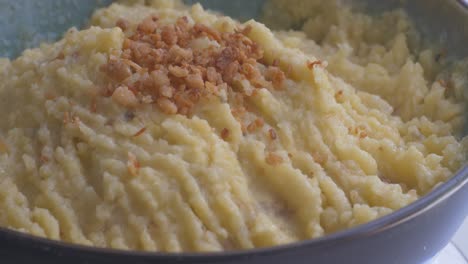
[127,152,140,176]
[193,23,221,42]
[116,18,130,31]
[168,65,189,78]
[266,66,285,89]
[312,152,328,165]
[168,45,193,64]
[221,128,230,140]
[206,67,222,84]
[141,95,154,104]
[157,97,178,114]
[102,58,132,82]
[133,127,147,137]
[255,118,264,128]
[307,60,326,69]
[247,122,257,133]
[335,90,344,102]
[102,15,287,117]
[266,153,283,165]
[159,85,174,98]
[151,70,171,87]
[161,25,178,45]
[138,15,158,34]
[359,131,368,139]
[185,73,205,90]
[112,86,138,108]
[247,118,264,133]
[269,129,277,140]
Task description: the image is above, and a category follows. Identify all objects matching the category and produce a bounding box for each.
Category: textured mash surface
[0,0,466,252]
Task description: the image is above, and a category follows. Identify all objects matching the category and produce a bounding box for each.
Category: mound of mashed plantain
[0,0,466,252]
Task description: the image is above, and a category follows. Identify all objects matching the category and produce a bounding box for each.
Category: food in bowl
[0,0,466,252]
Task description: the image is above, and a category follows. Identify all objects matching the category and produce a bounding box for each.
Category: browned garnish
[265,66,285,89]
[312,152,328,165]
[272,59,280,67]
[159,85,174,98]
[193,23,221,42]
[112,86,138,108]
[102,58,132,82]
[185,73,205,90]
[116,18,130,31]
[221,128,230,140]
[247,118,264,133]
[269,129,277,140]
[133,127,147,137]
[266,152,283,165]
[138,15,158,34]
[307,60,325,69]
[359,131,368,139]
[102,15,287,118]
[168,65,189,78]
[247,122,257,133]
[231,107,246,119]
[157,97,178,114]
[255,118,264,128]
[127,152,140,176]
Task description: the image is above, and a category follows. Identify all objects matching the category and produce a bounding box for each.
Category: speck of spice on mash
[0,0,466,252]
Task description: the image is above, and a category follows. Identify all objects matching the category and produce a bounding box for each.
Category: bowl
[0,1,467,263]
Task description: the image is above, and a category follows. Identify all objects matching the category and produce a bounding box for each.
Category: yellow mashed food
[0,0,466,252]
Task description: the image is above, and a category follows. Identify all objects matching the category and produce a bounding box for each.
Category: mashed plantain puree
[0,0,466,252]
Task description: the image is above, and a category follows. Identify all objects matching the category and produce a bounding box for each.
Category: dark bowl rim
[1,165,467,260]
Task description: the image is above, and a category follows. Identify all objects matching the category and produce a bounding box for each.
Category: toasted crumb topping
[101,15,286,116]
[221,128,230,141]
[268,128,277,140]
[306,60,327,69]
[127,152,140,176]
[266,152,283,165]
[133,127,147,137]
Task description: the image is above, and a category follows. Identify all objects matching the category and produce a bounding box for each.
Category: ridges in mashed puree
[0,0,466,252]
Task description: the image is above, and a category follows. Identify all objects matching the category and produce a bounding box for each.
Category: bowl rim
[1,165,466,260]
